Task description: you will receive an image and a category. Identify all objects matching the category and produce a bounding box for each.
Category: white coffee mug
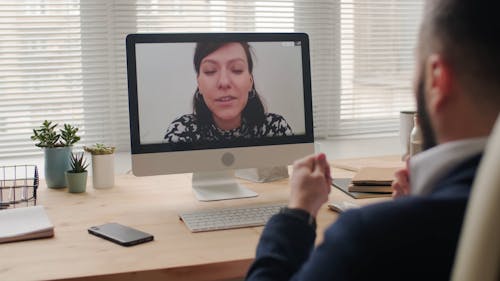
[400,111,416,159]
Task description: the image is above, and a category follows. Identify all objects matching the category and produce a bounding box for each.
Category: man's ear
[425,54,453,113]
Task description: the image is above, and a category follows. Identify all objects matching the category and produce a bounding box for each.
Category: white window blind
[333,0,423,137]
[0,0,422,160]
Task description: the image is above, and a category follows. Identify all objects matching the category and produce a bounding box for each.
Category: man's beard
[417,78,437,150]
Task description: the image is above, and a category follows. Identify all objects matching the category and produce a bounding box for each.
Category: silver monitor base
[192,170,258,201]
[235,166,289,183]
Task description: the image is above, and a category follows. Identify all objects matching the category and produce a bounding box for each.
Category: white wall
[136,41,305,144]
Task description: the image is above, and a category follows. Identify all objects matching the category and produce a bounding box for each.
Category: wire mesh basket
[0,165,38,209]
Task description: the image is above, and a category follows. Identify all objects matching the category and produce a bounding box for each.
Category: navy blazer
[246,154,482,281]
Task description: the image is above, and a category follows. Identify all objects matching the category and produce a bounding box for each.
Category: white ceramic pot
[91,154,115,189]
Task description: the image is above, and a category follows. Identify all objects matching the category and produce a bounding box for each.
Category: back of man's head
[422,0,500,111]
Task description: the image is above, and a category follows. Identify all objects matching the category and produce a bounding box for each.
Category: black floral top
[164,113,293,143]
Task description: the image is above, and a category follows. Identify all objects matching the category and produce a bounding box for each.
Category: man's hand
[288,153,331,217]
[392,159,410,198]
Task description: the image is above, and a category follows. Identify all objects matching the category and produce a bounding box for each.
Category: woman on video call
[164,42,293,143]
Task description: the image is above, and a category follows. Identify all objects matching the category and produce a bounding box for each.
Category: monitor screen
[126,33,314,200]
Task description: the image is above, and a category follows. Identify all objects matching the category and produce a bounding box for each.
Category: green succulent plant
[30,120,60,147]
[69,152,89,173]
[60,123,80,146]
[31,120,80,148]
[84,143,115,155]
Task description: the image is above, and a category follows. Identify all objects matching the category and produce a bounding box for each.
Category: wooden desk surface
[0,165,392,281]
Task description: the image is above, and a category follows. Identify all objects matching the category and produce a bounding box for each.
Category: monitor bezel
[126,32,314,155]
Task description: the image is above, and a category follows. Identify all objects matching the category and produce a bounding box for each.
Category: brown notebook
[348,184,392,193]
[351,167,397,186]
[332,178,392,199]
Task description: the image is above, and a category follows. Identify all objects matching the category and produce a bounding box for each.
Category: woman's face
[197,43,253,130]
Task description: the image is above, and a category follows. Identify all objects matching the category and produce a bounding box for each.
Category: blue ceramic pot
[44,147,72,188]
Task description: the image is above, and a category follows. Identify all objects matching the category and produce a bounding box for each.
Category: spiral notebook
[0,205,54,243]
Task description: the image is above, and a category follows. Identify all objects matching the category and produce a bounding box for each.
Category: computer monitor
[126,33,314,201]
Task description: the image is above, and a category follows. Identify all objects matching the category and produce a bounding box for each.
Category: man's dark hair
[192,42,266,129]
[423,0,500,107]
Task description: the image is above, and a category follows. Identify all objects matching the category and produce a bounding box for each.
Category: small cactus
[69,152,89,173]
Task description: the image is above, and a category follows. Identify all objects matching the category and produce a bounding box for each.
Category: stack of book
[332,167,396,199]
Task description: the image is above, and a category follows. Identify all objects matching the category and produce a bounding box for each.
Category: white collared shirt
[410,137,487,196]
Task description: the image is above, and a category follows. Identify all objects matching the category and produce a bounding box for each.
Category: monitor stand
[192,170,258,201]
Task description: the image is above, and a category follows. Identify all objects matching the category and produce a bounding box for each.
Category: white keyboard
[179,203,286,232]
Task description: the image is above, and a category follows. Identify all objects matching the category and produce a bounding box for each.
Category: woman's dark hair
[192,42,266,129]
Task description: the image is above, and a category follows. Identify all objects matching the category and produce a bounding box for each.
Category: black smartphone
[88,223,154,247]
